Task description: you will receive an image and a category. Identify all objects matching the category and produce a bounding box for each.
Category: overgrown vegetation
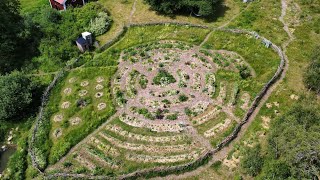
[153,69,176,86]
[144,0,222,17]
[88,12,112,36]
[240,145,264,177]
[27,3,110,72]
[0,0,39,74]
[259,100,320,179]
[304,46,320,94]
[0,71,36,121]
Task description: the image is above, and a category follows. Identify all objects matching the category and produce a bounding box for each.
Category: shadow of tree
[147,0,230,23]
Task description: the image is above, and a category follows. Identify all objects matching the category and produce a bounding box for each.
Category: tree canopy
[261,100,320,179]
[0,71,34,121]
[304,46,320,94]
[144,0,222,17]
[0,0,24,73]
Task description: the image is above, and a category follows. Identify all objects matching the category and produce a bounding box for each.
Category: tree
[0,71,34,121]
[144,0,222,17]
[88,12,112,36]
[0,0,24,73]
[304,46,320,94]
[241,145,264,177]
[266,100,320,179]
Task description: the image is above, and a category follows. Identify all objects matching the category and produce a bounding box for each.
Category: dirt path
[129,0,138,24]
[200,31,214,47]
[219,4,252,29]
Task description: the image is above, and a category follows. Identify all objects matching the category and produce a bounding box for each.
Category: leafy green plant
[88,12,112,36]
[153,69,176,86]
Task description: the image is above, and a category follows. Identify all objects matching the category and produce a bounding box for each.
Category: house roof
[54,0,67,4]
[76,37,87,45]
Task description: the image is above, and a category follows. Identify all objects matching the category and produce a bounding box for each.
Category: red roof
[54,0,66,4]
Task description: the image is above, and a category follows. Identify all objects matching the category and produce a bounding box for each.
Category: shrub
[304,46,320,93]
[238,65,251,79]
[166,113,178,120]
[153,69,176,86]
[88,12,112,36]
[241,145,264,177]
[178,94,189,102]
[0,71,34,121]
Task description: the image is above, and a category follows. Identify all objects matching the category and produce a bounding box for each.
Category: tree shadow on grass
[150,0,230,23]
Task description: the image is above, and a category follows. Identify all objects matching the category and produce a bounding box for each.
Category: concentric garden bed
[33,25,280,178]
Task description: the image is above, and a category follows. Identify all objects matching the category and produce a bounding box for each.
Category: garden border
[30,22,286,179]
[29,59,79,173]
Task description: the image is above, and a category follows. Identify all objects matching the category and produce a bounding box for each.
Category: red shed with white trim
[49,0,87,11]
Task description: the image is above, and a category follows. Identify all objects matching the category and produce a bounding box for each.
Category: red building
[49,0,87,11]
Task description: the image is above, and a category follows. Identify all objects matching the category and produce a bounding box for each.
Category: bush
[265,100,320,179]
[240,145,264,176]
[0,71,34,121]
[88,12,112,36]
[238,65,251,79]
[178,94,189,102]
[304,46,320,93]
[153,69,176,86]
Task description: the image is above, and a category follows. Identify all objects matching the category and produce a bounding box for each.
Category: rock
[7,135,13,142]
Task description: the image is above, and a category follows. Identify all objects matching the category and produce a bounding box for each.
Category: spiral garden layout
[30,24,282,179]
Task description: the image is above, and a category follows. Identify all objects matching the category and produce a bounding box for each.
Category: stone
[95,84,104,90]
[63,88,72,95]
[53,114,63,122]
[95,92,104,98]
[68,77,76,83]
[97,103,106,110]
[79,90,88,97]
[61,101,71,109]
[96,77,104,83]
[80,81,89,87]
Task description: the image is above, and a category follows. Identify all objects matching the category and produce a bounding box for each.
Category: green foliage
[88,12,112,36]
[30,3,106,72]
[238,65,251,79]
[264,100,320,179]
[304,46,320,93]
[0,71,34,121]
[0,0,40,73]
[0,0,23,70]
[240,145,264,177]
[258,160,291,180]
[166,113,178,120]
[3,137,28,180]
[211,160,222,171]
[144,0,222,16]
[153,69,176,86]
[178,94,189,102]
